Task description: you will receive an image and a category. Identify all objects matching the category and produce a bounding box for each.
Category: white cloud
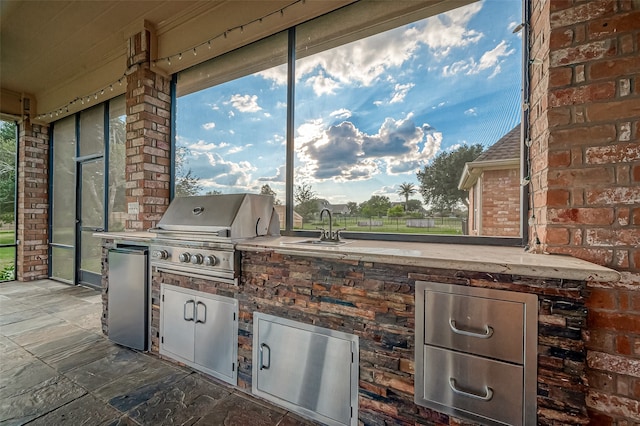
[258,164,286,182]
[389,83,415,104]
[296,114,442,182]
[188,140,229,151]
[227,144,253,154]
[306,72,341,96]
[442,40,515,78]
[330,108,352,120]
[229,94,262,112]
[464,108,477,116]
[202,122,216,130]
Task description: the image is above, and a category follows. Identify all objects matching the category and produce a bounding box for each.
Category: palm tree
[397,182,417,212]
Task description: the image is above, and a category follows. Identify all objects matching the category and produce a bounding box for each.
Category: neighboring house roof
[458,125,521,190]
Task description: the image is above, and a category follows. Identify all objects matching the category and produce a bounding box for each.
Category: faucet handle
[332,228,346,241]
[316,227,328,240]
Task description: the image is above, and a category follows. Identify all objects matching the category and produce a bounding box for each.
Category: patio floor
[0,279,319,425]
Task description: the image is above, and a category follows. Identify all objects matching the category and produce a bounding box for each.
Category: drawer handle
[195,301,206,324]
[449,319,494,339]
[449,378,494,401]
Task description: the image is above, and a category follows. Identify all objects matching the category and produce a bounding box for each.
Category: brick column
[529,0,640,423]
[124,28,171,231]
[16,120,49,281]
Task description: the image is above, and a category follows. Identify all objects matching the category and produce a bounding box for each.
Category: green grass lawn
[0,231,16,281]
[295,217,463,235]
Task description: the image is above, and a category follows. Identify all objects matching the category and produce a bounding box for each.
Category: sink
[285,239,349,246]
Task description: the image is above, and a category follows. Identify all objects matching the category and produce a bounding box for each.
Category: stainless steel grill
[149,193,276,284]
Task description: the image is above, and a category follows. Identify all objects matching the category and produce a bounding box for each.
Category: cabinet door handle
[449,319,494,339]
[449,378,494,401]
[184,300,195,321]
[259,343,271,370]
[195,301,206,324]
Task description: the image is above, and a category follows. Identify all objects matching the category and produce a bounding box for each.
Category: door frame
[75,154,105,288]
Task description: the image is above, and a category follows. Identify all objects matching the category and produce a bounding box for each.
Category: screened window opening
[175,0,525,242]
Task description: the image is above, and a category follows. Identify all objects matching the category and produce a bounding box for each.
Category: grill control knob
[204,255,218,266]
[152,250,169,260]
[179,252,191,263]
[190,253,204,265]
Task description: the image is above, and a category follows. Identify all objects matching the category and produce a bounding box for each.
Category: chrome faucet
[319,208,345,242]
[320,208,333,241]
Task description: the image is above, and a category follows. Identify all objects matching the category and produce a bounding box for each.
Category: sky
[176,0,523,205]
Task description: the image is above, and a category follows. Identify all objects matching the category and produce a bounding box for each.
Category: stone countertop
[93,231,156,243]
[236,236,620,283]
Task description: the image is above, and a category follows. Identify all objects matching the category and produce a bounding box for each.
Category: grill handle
[195,301,207,324]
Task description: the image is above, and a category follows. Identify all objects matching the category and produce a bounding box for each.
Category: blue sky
[176,0,523,205]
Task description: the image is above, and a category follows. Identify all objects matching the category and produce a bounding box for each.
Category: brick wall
[16,120,49,281]
[481,168,521,237]
[529,0,640,423]
[124,29,171,231]
[138,249,594,425]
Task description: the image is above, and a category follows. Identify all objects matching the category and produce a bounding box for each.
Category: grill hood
[155,193,275,240]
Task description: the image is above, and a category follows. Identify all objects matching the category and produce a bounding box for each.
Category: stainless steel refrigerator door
[107,248,148,350]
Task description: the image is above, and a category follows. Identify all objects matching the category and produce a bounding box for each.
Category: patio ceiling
[0,0,352,120]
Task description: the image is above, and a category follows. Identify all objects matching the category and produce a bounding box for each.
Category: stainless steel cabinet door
[194,294,236,382]
[253,314,358,426]
[161,286,195,362]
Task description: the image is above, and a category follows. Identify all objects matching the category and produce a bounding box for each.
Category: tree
[346,201,359,215]
[175,146,202,196]
[294,183,318,222]
[397,182,417,211]
[417,144,483,214]
[260,184,281,205]
[405,199,423,213]
[387,205,404,217]
[359,195,391,218]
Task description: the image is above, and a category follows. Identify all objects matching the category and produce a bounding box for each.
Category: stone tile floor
[0,280,319,425]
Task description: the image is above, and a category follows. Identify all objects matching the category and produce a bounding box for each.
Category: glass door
[76,157,105,287]
[0,121,17,282]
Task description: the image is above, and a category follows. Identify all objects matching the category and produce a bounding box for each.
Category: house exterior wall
[529,0,640,423]
[16,120,49,281]
[467,168,521,237]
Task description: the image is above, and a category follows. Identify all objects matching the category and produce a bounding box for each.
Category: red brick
[547,167,614,187]
[586,186,640,205]
[587,288,618,310]
[586,228,640,247]
[549,82,616,107]
[590,57,640,81]
[620,34,634,55]
[588,11,640,40]
[550,28,573,49]
[632,250,640,269]
[587,98,640,123]
[549,207,615,225]
[549,0,573,13]
[585,143,640,165]
[588,311,640,333]
[548,150,572,167]
[549,67,573,87]
[548,106,572,127]
[547,188,570,206]
[546,227,570,244]
[549,0,616,28]
[633,165,640,182]
[550,40,616,67]
[546,246,614,265]
[549,124,616,146]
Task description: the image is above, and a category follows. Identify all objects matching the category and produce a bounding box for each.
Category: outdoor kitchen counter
[236,236,620,283]
[94,231,156,243]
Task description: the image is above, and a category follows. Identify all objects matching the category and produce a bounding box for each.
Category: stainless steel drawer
[423,290,524,364]
[421,345,524,426]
